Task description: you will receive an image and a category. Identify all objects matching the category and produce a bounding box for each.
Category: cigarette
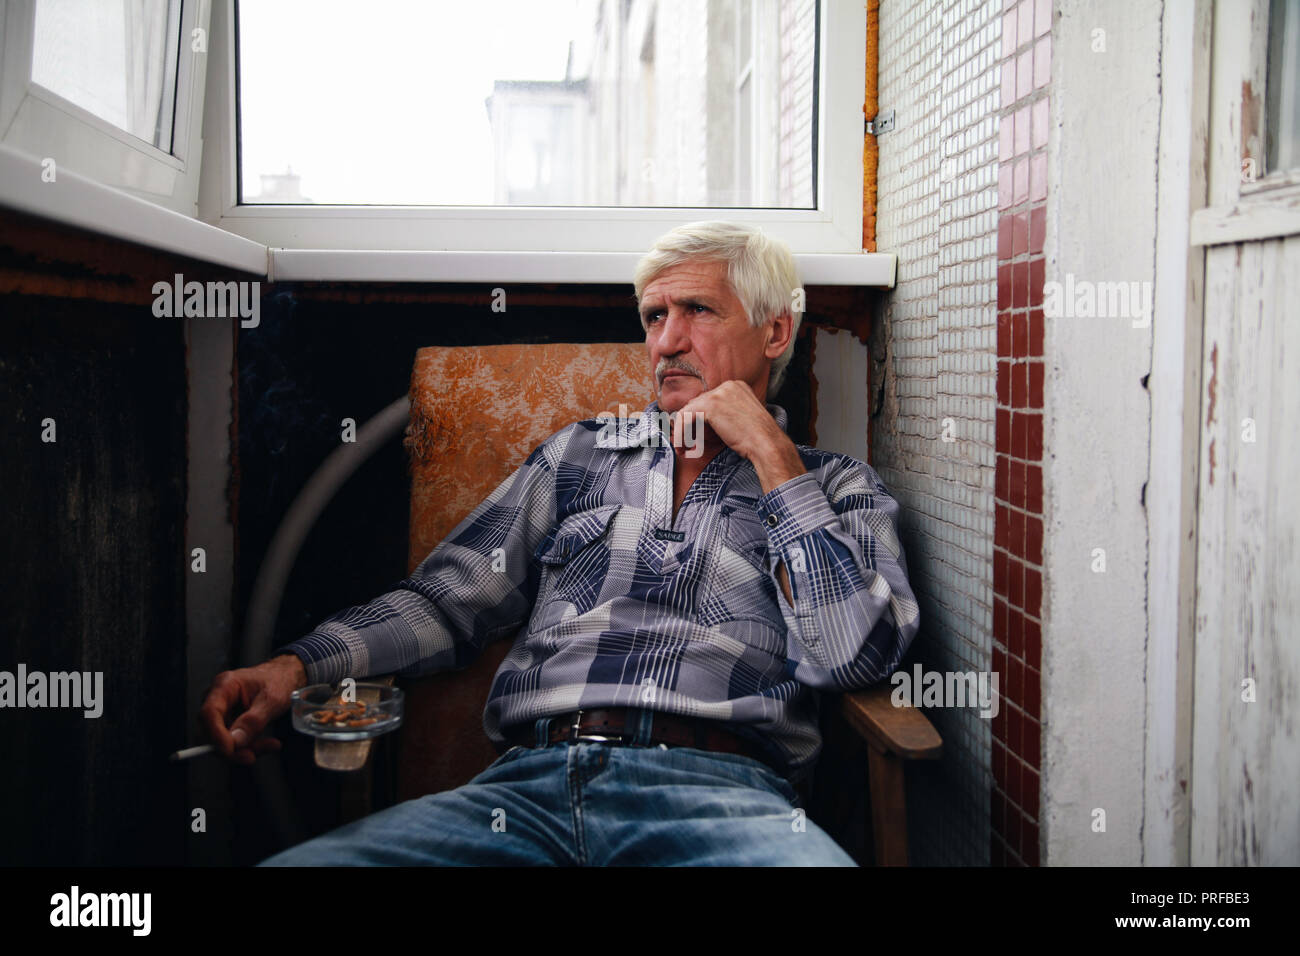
[169,744,216,761]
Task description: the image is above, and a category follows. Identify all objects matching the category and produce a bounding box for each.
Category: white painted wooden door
[1189,0,1300,865]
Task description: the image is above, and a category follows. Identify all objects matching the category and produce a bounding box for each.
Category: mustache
[657,359,704,383]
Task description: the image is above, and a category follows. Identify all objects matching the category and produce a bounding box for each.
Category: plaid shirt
[277,399,920,780]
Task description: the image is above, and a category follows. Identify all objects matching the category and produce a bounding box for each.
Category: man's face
[639,259,774,414]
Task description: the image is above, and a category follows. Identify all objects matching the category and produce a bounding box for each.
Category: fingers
[200,667,290,764]
[199,672,243,758]
[228,687,281,749]
[668,405,709,457]
[232,735,282,767]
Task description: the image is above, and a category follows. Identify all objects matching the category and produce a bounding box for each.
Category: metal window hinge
[866,109,895,136]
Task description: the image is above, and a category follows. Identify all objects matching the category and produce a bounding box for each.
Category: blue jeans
[260,734,856,866]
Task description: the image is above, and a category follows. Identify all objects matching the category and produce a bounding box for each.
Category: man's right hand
[199,654,308,766]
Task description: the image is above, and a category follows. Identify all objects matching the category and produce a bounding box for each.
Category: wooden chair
[317,342,941,865]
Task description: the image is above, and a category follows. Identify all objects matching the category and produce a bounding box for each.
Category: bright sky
[238,0,592,204]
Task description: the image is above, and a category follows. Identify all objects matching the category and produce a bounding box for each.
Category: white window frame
[199,0,867,255]
[734,0,756,202]
[0,0,211,216]
[1190,0,1300,247]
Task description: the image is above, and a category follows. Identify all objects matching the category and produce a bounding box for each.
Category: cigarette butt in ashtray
[169,744,216,761]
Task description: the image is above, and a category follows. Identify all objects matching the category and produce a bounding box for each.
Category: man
[201,221,920,865]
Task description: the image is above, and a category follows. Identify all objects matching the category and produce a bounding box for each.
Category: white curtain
[31,0,181,149]
[123,0,180,147]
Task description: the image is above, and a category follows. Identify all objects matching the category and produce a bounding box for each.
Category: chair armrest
[840,684,942,760]
[313,674,398,771]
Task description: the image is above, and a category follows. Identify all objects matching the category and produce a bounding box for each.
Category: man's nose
[657,307,691,355]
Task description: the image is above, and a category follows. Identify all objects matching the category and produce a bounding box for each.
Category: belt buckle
[569,709,623,744]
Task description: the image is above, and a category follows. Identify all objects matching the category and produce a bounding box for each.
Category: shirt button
[766,514,779,527]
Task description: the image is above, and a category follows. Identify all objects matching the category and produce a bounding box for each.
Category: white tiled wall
[873,0,1001,866]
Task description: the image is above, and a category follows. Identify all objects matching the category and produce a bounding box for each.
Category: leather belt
[502,708,783,776]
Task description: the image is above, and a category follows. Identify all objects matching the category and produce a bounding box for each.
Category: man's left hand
[670,380,807,495]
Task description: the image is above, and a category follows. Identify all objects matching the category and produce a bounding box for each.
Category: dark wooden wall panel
[0,301,187,865]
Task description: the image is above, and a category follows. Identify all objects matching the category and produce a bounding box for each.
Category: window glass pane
[237,0,817,207]
[1266,0,1300,173]
[31,0,182,152]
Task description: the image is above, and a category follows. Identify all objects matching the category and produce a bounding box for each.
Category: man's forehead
[641,260,732,299]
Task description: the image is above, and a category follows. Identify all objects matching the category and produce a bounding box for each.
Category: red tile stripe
[993,0,1049,868]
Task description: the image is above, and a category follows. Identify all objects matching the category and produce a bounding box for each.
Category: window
[238,0,816,210]
[0,0,210,215]
[31,0,182,152]
[0,0,879,272]
[205,0,864,253]
[1265,0,1299,174]
[1189,0,1300,246]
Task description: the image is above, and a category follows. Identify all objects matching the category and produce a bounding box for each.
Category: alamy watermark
[50,886,150,936]
[0,664,103,718]
[152,273,260,328]
[1043,273,1152,328]
[596,404,706,458]
[890,664,999,718]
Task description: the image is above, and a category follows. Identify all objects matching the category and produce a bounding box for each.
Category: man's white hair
[633,221,802,401]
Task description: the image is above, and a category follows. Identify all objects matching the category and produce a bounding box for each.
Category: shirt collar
[602,397,790,450]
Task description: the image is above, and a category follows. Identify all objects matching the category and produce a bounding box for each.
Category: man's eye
[691,304,709,313]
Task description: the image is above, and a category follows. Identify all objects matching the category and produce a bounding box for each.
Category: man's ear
[765,312,794,359]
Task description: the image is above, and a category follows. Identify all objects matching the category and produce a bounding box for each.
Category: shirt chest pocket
[697,502,780,628]
[531,504,621,630]
[719,503,772,576]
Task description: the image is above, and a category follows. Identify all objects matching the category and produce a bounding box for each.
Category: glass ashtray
[291,683,403,741]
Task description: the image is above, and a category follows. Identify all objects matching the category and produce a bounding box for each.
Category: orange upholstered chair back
[397,343,656,799]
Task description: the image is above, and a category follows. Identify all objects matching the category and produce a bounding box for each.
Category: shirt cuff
[755,470,838,551]
[269,640,338,686]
